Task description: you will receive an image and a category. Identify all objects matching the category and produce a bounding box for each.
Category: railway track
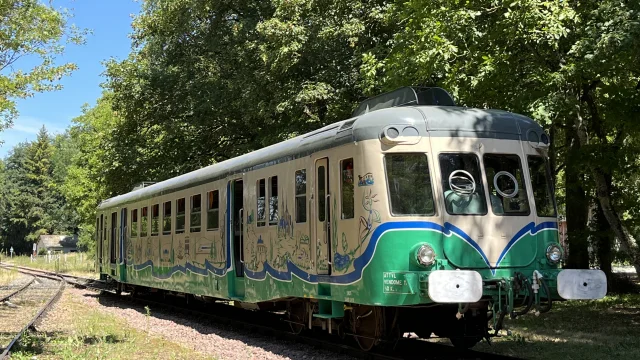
[0,266,65,359]
[0,265,523,360]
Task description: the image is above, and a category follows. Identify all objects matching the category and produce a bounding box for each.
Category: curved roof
[98,106,544,210]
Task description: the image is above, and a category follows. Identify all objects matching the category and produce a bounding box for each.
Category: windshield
[527,155,556,217]
[439,153,487,215]
[483,154,530,215]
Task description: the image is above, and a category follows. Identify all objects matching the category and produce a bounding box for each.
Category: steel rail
[0,270,65,359]
[0,276,35,303]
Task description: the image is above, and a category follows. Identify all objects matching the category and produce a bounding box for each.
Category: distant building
[37,235,78,254]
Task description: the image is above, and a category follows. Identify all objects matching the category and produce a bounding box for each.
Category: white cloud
[0,116,68,158]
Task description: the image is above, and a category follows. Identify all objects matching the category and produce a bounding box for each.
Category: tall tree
[364,0,640,272]
[0,0,85,133]
[103,0,396,193]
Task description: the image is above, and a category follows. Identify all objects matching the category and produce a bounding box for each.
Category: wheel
[352,305,383,351]
[287,300,307,334]
[449,336,481,349]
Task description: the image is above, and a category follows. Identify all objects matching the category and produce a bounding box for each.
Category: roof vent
[352,86,455,117]
[132,181,156,191]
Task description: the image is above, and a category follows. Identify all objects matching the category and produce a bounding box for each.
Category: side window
[163,201,172,235]
[295,169,307,223]
[100,214,104,241]
[483,154,530,215]
[96,217,100,241]
[269,176,278,226]
[257,178,266,227]
[190,194,202,233]
[528,156,557,217]
[141,207,148,237]
[207,190,219,230]
[439,153,487,215]
[131,209,138,237]
[317,166,326,222]
[151,204,159,236]
[176,198,186,234]
[385,153,435,216]
[341,158,355,219]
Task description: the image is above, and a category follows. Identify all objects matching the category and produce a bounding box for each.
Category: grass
[10,253,97,278]
[10,291,214,360]
[476,293,640,360]
[0,267,18,286]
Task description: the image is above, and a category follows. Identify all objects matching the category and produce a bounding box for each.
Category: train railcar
[95,87,607,350]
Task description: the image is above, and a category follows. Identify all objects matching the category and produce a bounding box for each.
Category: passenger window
[317,166,326,222]
[131,209,138,237]
[439,153,487,215]
[151,204,159,236]
[176,198,186,233]
[100,215,104,240]
[257,178,266,227]
[295,169,307,223]
[341,158,355,219]
[528,156,557,217]
[385,153,435,216]
[163,201,172,235]
[141,207,148,237]
[190,194,201,233]
[483,154,530,215]
[207,190,219,230]
[269,176,278,225]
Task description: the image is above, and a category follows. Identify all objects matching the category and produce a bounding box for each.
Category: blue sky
[0,0,141,158]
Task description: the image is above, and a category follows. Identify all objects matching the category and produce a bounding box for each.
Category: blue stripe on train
[128,221,558,282]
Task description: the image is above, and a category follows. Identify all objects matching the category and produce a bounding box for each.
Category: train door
[228,178,245,299]
[315,158,331,275]
[231,179,245,277]
[120,208,127,265]
[119,207,128,282]
[110,212,117,266]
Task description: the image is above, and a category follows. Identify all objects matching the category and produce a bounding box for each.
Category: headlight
[417,244,436,267]
[546,244,562,264]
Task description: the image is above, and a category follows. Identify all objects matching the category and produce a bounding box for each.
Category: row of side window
[126,190,220,238]
[98,159,359,239]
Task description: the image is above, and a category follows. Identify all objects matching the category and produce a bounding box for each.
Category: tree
[364,0,640,273]
[103,0,396,193]
[0,0,85,133]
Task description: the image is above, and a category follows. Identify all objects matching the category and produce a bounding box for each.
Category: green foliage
[102,0,397,195]
[0,0,86,133]
[0,127,81,252]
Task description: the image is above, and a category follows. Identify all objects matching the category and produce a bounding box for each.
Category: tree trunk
[564,126,590,269]
[574,97,640,275]
[594,203,613,278]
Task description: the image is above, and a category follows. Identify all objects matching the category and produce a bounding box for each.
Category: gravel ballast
[61,287,355,360]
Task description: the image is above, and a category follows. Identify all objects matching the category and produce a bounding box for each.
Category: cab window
[483,154,530,215]
[385,153,435,216]
[528,155,557,217]
[439,153,487,215]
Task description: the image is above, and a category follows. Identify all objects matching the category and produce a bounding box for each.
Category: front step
[313,299,344,319]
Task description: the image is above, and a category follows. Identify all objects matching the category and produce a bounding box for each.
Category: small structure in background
[36,234,78,254]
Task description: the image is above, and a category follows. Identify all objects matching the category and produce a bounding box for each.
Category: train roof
[98,105,546,210]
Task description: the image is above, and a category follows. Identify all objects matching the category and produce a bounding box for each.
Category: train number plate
[428,270,483,303]
[557,269,607,300]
